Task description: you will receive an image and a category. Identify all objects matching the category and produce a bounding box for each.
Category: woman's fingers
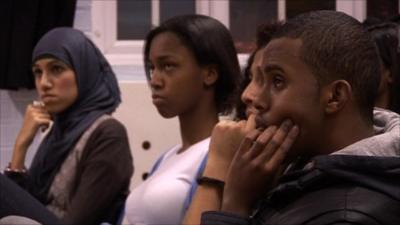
[32,100,45,107]
[24,104,52,132]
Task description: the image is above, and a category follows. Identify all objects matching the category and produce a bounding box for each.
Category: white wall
[0,89,40,169]
[114,82,180,187]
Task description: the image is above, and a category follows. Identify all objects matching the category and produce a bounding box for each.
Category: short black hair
[367,22,400,113]
[144,14,242,115]
[273,10,380,122]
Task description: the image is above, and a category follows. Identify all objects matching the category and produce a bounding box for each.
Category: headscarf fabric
[29,27,121,203]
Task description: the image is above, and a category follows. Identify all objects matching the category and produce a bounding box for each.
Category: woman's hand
[10,102,52,169]
[221,119,299,217]
[203,115,257,181]
[16,102,52,146]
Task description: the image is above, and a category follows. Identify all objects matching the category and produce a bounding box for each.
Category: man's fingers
[238,129,262,155]
[257,119,293,162]
[267,125,299,171]
[247,126,277,158]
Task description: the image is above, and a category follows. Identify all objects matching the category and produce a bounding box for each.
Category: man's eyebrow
[263,64,285,74]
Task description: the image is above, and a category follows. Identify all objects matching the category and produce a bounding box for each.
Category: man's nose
[241,82,269,112]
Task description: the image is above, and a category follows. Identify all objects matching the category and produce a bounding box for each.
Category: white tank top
[125,137,210,225]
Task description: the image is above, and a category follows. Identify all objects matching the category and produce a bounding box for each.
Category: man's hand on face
[222,119,299,217]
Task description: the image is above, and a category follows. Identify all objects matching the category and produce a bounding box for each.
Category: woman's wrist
[4,163,28,180]
[197,176,225,189]
[202,169,227,182]
[5,163,27,173]
[202,160,230,181]
[11,143,29,170]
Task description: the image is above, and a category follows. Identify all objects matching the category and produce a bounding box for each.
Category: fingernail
[292,125,300,135]
[281,119,293,131]
[268,125,277,132]
[33,100,44,107]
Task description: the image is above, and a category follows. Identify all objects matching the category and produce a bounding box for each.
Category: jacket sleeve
[201,211,376,225]
[62,119,134,225]
[306,209,394,225]
[201,211,251,225]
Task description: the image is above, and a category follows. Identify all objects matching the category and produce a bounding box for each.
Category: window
[286,0,335,19]
[117,0,196,40]
[160,0,196,24]
[230,0,277,53]
[92,0,380,66]
[92,0,281,65]
[117,1,152,40]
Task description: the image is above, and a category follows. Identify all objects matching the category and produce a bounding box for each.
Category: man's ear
[323,80,352,114]
[203,65,218,87]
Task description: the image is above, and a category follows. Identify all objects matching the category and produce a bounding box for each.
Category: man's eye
[273,75,285,88]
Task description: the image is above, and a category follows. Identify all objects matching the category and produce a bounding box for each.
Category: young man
[183,10,400,225]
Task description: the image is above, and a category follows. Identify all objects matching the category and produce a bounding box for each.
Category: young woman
[4,27,133,225]
[125,15,242,225]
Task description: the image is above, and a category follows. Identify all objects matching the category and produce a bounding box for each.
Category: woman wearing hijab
[4,27,133,225]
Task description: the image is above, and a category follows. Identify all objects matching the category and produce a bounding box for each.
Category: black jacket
[202,155,400,225]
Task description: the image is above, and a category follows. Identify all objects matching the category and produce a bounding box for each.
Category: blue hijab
[29,27,121,203]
